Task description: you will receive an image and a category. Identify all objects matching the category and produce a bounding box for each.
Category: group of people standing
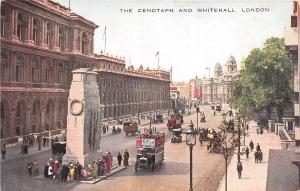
[40,150,129,182]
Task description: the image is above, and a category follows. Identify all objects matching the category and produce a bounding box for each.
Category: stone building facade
[188,77,202,101]
[202,56,240,104]
[0,0,170,139]
[285,1,300,129]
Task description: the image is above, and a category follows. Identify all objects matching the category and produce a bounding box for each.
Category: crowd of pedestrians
[39,149,130,182]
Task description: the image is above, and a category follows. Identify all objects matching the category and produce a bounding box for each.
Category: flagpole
[158,53,160,69]
[102,26,107,53]
[104,26,106,53]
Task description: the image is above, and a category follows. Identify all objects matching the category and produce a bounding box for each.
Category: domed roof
[226,55,236,65]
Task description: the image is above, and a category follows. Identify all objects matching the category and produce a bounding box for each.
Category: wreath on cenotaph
[70,99,84,116]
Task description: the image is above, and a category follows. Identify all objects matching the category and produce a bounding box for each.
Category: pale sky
[58,0,292,81]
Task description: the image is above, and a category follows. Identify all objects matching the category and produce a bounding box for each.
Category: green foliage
[229,37,293,120]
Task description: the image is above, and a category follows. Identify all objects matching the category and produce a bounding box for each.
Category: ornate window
[1,7,8,38]
[45,60,53,84]
[58,27,65,51]
[33,18,41,45]
[81,32,89,55]
[46,22,53,48]
[17,13,27,42]
[1,52,9,82]
[57,62,64,84]
[16,55,24,82]
[31,58,39,83]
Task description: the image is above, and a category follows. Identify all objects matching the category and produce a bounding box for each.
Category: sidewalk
[217,120,282,191]
[34,165,127,184]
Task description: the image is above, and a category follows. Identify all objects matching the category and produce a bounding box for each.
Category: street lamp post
[183,121,197,191]
[196,107,200,132]
[236,112,241,163]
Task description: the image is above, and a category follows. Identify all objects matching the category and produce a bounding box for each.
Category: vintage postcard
[0,0,299,191]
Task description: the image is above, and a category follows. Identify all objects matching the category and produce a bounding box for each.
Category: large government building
[285,1,300,129]
[202,56,240,104]
[0,0,170,139]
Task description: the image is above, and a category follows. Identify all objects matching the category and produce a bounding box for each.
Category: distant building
[202,56,240,104]
[172,81,189,98]
[189,77,202,102]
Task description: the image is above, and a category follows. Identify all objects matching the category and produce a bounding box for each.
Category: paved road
[1,106,227,191]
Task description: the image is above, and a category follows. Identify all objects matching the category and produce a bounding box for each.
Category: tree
[230,37,293,122]
[217,122,236,191]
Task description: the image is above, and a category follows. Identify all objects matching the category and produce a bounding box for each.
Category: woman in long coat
[92,161,98,178]
[106,156,111,174]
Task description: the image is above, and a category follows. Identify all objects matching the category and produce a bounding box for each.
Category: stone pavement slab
[218,120,282,191]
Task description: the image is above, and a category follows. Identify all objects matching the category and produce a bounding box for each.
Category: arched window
[16,55,24,82]
[45,100,54,130]
[17,13,27,42]
[31,58,39,83]
[81,32,89,55]
[1,7,8,38]
[33,18,41,45]
[1,52,9,82]
[1,102,4,119]
[31,100,41,133]
[45,60,53,84]
[15,101,26,136]
[57,62,64,84]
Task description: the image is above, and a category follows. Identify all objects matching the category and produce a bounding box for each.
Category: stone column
[40,19,47,48]
[10,111,16,137]
[65,27,69,52]
[72,29,80,54]
[40,107,46,132]
[10,9,18,41]
[26,108,32,134]
[26,14,34,45]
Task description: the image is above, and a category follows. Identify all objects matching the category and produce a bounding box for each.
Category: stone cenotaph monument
[63,68,103,167]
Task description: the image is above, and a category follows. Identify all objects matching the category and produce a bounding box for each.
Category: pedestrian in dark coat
[60,164,69,182]
[42,137,46,147]
[237,162,243,179]
[245,147,249,159]
[249,140,254,151]
[123,150,129,166]
[256,143,261,152]
[254,151,259,163]
[117,152,123,166]
[76,162,82,181]
[28,161,33,177]
[1,144,6,159]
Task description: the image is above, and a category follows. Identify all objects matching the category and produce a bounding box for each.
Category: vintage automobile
[171,128,182,143]
[200,112,206,122]
[123,121,138,136]
[153,114,164,124]
[135,131,165,172]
